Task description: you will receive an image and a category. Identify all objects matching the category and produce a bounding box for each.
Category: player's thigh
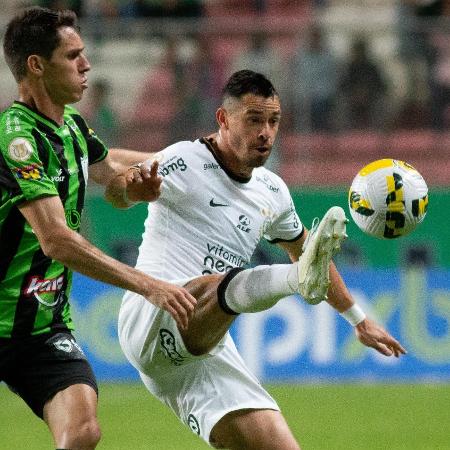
[181,274,236,354]
[210,408,300,450]
[43,383,99,437]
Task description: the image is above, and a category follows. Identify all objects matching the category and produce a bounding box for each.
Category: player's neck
[211,133,253,180]
[18,82,65,125]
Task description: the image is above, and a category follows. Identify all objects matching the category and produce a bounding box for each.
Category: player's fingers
[150,160,159,177]
[374,342,393,357]
[382,335,407,355]
[164,303,186,330]
[169,295,192,329]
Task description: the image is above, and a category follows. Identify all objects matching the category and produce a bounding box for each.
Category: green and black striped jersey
[0,102,108,338]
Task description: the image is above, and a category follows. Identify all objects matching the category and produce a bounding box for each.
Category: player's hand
[355,318,407,357]
[125,160,162,203]
[143,278,197,330]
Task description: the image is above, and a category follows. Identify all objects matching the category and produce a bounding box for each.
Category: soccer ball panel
[348,159,428,239]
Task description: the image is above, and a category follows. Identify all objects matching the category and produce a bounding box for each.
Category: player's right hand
[355,318,407,357]
[125,160,162,203]
[143,278,197,330]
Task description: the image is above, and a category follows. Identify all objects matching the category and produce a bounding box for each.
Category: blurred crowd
[2,0,450,149]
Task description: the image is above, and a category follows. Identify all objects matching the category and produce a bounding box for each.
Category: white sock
[223,263,298,313]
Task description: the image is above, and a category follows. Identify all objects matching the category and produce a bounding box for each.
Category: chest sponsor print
[23,274,65,308]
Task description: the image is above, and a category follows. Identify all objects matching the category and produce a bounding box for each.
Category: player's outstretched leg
[297,206,348,304]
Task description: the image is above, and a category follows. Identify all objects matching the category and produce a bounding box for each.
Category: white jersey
[136,138,303,280]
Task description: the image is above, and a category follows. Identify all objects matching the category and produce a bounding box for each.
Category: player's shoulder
[0,104,38,151]
[63,104,81,118]
[157,139,206,164]
[63,105,86,127]
[253,166,290,196]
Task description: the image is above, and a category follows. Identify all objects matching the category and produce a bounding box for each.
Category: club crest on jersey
[14,163,44,181]
[8,137,33,161]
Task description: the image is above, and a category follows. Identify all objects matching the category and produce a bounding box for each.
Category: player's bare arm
[278,227,406,358]
[18,195,196,329]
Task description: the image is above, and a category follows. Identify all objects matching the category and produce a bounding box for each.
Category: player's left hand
[355,318,407,357]
[125,160,162,203]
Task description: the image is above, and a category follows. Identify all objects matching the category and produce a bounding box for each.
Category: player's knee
[61,418,101,449]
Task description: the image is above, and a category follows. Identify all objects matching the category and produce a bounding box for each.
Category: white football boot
[298,206,348,305]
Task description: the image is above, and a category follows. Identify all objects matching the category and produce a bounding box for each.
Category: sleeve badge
[8,137,33,162]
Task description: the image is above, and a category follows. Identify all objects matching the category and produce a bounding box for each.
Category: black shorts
[0,331,98,418]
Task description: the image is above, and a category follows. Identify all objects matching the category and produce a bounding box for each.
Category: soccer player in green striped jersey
[0,7,196,450]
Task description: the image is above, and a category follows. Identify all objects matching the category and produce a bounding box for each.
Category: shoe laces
[302,216,319,252]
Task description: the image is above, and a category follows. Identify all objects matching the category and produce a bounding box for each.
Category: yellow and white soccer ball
[348,159,428,239]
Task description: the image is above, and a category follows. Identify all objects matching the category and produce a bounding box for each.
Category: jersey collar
[13,101,63,131]
[200,137,252,184]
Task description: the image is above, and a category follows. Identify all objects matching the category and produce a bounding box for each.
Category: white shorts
[118,279,279,446]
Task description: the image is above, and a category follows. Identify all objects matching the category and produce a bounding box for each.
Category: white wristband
[340,304,366,326]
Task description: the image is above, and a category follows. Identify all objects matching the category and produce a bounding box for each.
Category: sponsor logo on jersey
[159,329,186,365]
[8,137,33,161]
[51,168,65,183]
[5,113,22,134]
[237,215,251,233]
[202,242,247,275]
[255,174,279,193]
[187,414,201,435]
[23,274,65,307]
[14,163,44,181]
[158,156,187,177]
[209,198,229,207]
[203,162,220,170]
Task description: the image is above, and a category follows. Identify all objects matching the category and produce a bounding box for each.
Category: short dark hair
[222,70,278,101]
[3,6,78,81]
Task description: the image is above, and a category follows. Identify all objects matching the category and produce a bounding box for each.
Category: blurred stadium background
[1,0,450,449]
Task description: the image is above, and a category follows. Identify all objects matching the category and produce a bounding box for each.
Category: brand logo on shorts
[187,414,200,435]
[53,337,84,355]
[160,329,185,366]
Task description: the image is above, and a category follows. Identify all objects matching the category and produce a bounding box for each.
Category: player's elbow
[39,227,74,262]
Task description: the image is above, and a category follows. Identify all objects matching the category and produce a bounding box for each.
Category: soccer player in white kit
[115,71,406,449]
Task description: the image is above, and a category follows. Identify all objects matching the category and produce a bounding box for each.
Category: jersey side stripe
[32,128,50,171]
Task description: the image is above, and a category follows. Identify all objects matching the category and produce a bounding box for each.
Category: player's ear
[27,55,45,77]
[216,107,229,129]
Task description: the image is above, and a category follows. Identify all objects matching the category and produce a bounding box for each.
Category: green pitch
[1,383,449,449]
